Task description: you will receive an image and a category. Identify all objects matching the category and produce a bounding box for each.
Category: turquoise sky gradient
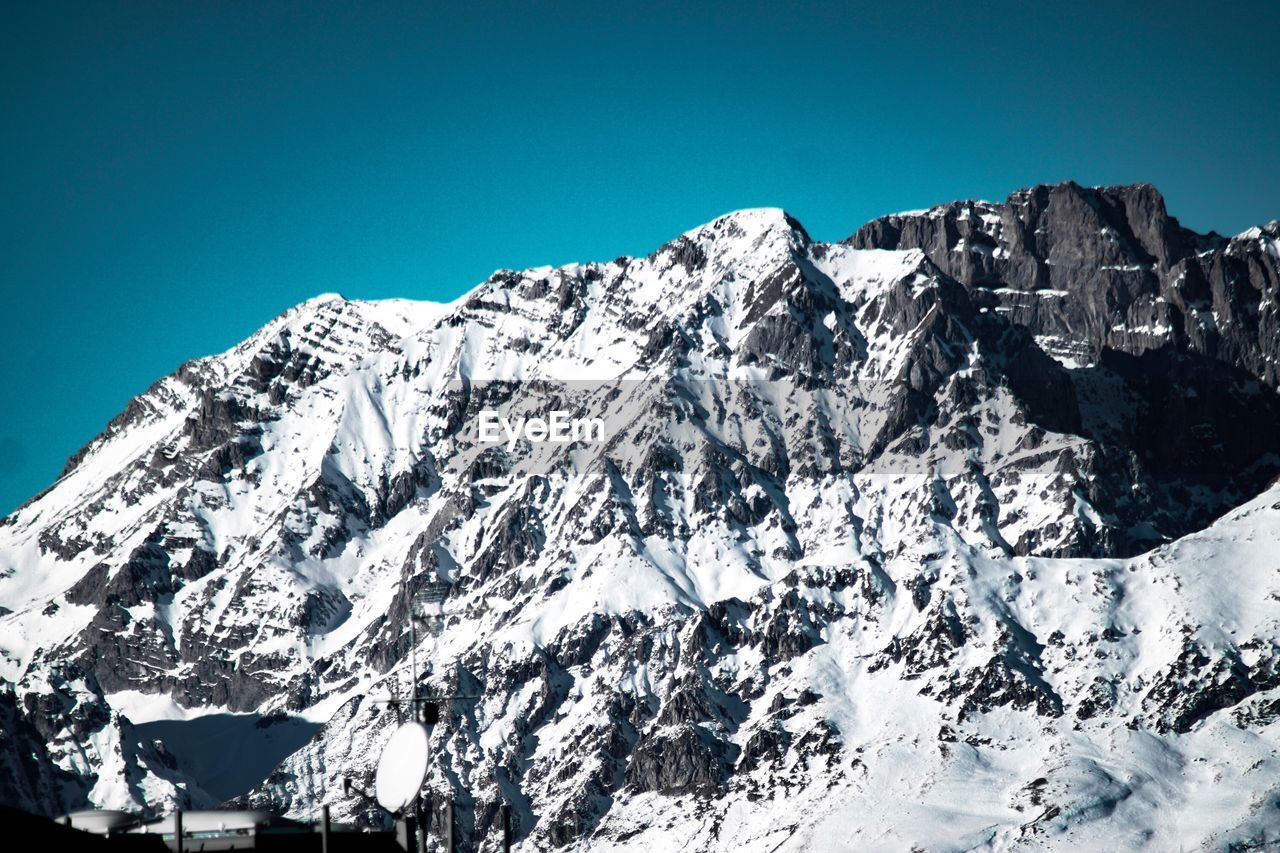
[2,1,1277,514]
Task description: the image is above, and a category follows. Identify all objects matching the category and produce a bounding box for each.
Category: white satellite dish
[374,721,430,814]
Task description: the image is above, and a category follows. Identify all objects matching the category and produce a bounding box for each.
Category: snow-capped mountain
[2,181,1280,850]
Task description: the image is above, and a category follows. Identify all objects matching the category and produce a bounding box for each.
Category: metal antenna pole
[410,584,429,850]
[372,579,459,853]
[409,600,419,723]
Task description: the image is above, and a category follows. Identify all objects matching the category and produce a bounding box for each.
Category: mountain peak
[679,207,810,247]
[303,291,346,305]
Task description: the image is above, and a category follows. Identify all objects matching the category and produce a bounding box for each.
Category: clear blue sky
[1,0,1277,514]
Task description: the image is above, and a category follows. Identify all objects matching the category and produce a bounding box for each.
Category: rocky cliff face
[2,183,1280,851]
[849,182,1280,385]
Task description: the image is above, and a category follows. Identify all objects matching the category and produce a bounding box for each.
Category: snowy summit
[2,181,1280,851]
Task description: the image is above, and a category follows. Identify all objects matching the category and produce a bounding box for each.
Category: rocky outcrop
[848,182,1280,387]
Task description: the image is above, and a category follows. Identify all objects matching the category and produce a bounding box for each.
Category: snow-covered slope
[2,183,1280,850]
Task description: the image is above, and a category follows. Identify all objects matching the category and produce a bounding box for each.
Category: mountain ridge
[2,181,1280,851]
